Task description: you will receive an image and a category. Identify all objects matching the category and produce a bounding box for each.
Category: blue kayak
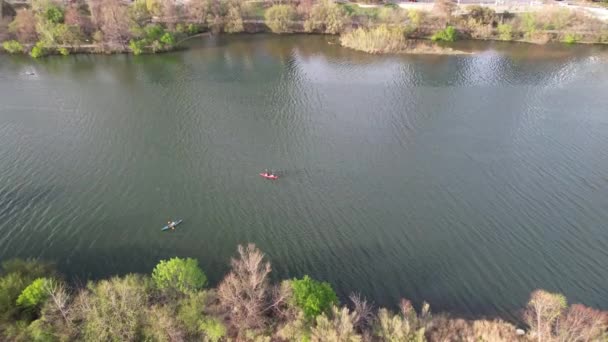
[162,219,183,231]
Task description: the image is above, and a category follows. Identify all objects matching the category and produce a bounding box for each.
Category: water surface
[1,35,608,318]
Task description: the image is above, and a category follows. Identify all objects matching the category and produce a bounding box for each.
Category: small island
[1,0,608,57]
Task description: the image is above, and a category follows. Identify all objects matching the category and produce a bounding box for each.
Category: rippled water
[1,35,608,318]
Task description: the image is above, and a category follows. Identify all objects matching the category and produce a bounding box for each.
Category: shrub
[144,24,164,41]
[431,26,457,42]
[160,32,175,46]
[142,305,185,342]
[407,10,426,29]
[224,6,244,33]
[265,5,297,34]
[562,33,580,44]
[45,5,64,24]
[199,317,226,342]
[30,41,47,58]
[467,5,497,26]
[16,278,51,311]
[2,40,24,54]
[304,0,350,34]
[521,12,537,40]
[340,25,407,54]
[129,39,146,55]
[291,275,338,320]
[58,47,69,56]
[152,257,207,295]
[498,23,513,41]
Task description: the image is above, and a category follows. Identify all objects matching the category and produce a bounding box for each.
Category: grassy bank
[1,244,607,341]
[2,0,608,58]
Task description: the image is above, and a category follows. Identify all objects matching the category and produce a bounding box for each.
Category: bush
[291,275,338,320]
[340,25,407,54]
[304,0,350,34]
[407,9,426,29]
[224,6,244,33]
[498,24,513,41]
[30,41,47,58]
[45,5,64,24]
[199,317,226,342]
[562,33,579,44]
[2,40,24,54]
[265,5,297,34]
[431,26,457,42]
[58,47,69,56]
[152,257,207,295]
[129,39,146,55]
[16,278,51,311]
[160,32,175,46]
[467,5,496,26]
[144,24,165,41]
[311,306,361,342]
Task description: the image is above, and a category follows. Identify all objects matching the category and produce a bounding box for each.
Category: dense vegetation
[2,0,607,57]
[0,244,606,341]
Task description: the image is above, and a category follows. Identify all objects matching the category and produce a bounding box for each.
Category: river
[1,35,608,318]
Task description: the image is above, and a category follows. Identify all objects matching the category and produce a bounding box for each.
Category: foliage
[176,291,207,334]
[340,25,408,54]
[304,0,350,35]
[152,257,207,295]
[562,33,580,44]
[498,23,513,41]
[377,7,408,25]
[2,40,24,54]
[521,12,537,40]
[30,41,47,58]
[44,5,64,24]
[129,39,145,55]
[291,275,338,320]
[407,10,426,29]
[427,316,519,341]
[199,317,227,342]
[223,5,244,33]
[159,32,175,46]
[265,5,297,34]
[16,278,51,311]
[523,290,567,342]
[431,26,457,42]
[142,305,185,342]
[375,308,425,342]
[311,306,361,342]
[466,5,496,26]
[0,259,54,321]
[80,274,150,342]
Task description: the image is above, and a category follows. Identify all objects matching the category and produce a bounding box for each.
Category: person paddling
[168,220,175,230]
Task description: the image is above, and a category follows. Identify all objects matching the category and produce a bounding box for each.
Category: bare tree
[8,8,37,43]
[556,304,608,342]
[523,290,567,342]
[434,0,457,25]
[97,0,132,48]
[349,293,374,333]
[217,244,272,335]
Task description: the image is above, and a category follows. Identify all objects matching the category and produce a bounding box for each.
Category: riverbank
[1,0,608,58]
[1,245,606,341]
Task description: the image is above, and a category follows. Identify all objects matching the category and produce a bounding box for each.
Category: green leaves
[291,275,338,320]
[16,278,51,310]
[152,257,207,295]
[431,26,457,42]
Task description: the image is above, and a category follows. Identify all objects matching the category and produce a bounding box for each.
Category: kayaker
[168,221,175,230]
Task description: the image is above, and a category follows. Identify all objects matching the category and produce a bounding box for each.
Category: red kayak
[259,173,279,180]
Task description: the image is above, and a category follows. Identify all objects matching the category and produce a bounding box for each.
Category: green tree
[265,5,297,34]
[152,257,207,295]
[0,259,54,321]
[199,317,226,342]
[16,278,51,311]
[291,275,338,320]
[498,23,513,41]
[81,274,150,342]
